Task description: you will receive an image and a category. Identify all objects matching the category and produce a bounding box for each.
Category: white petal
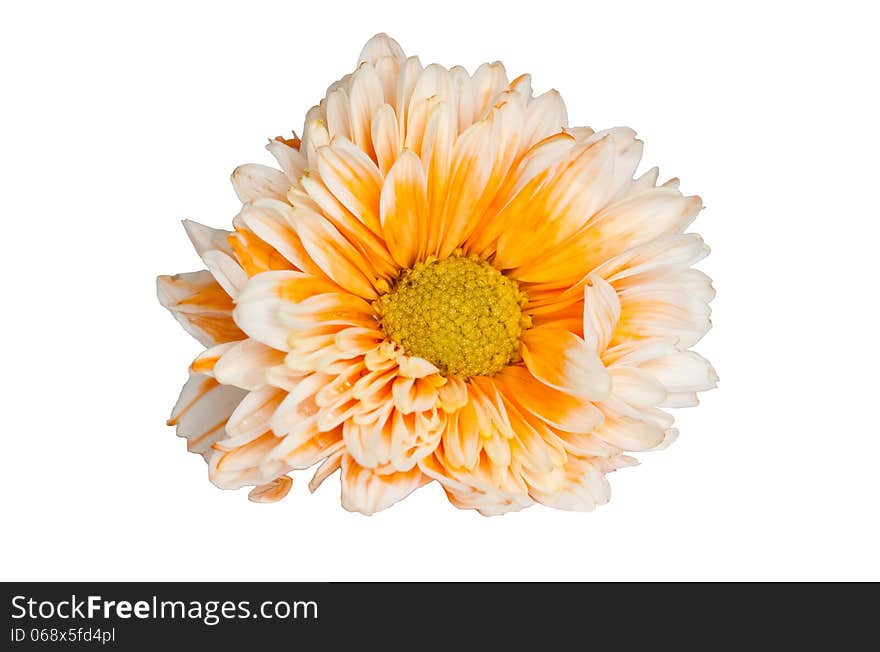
[594,415,666,451]
[232,271,298,351]
[169,374,247,460]
[157,271,242,346]
[224,386,286,445]
[202,250,248,298]
[583,276,621,354]
[358,33,406,66]
[266,138,307,182]
[231,164,290,202]
[214,339,286,391]
[643,351,718,394]
[522,90,568,148]
[182,219,233,256]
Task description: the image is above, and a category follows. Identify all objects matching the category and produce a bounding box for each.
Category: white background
[2,0,878,581]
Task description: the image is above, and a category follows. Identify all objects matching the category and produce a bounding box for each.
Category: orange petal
[391,376,441,414]
[279,292,376,332]
[420,103,455,258]
[495,134,616,270]
[465,131,575,255]
[494,366,604,434]
[286,205,379,299]
[157,271,245,347]
[300,170,397,278]
[514,189,702,286]
[316,137,384,235]
[190,341,238,376]
[228,225,295,276]
[248,476,293,503]
[440,399,481,470]
[434,120,493,258]
[379,149,428,268]
[520,327,611,400]
[238,199,323,277]
[308,447,345,492]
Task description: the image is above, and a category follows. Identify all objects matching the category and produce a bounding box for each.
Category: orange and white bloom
[157,34,716,515]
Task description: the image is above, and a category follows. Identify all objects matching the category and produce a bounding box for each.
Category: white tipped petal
[160,37,715,516]
[157,271,243,346]
[521,327,611,401]
[340,455,425,515]
[232,271,298,351]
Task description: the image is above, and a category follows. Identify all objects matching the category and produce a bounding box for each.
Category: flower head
[157,34,716,515]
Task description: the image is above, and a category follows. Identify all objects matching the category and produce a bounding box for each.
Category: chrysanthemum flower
[157,34,716,515]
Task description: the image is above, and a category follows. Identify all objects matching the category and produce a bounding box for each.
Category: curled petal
[395,355,440,379]
[248,476,293,503]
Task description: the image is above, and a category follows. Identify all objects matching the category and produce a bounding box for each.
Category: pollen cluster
[377,253,530,378]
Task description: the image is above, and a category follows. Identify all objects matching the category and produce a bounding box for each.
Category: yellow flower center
[377,253,530,378]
